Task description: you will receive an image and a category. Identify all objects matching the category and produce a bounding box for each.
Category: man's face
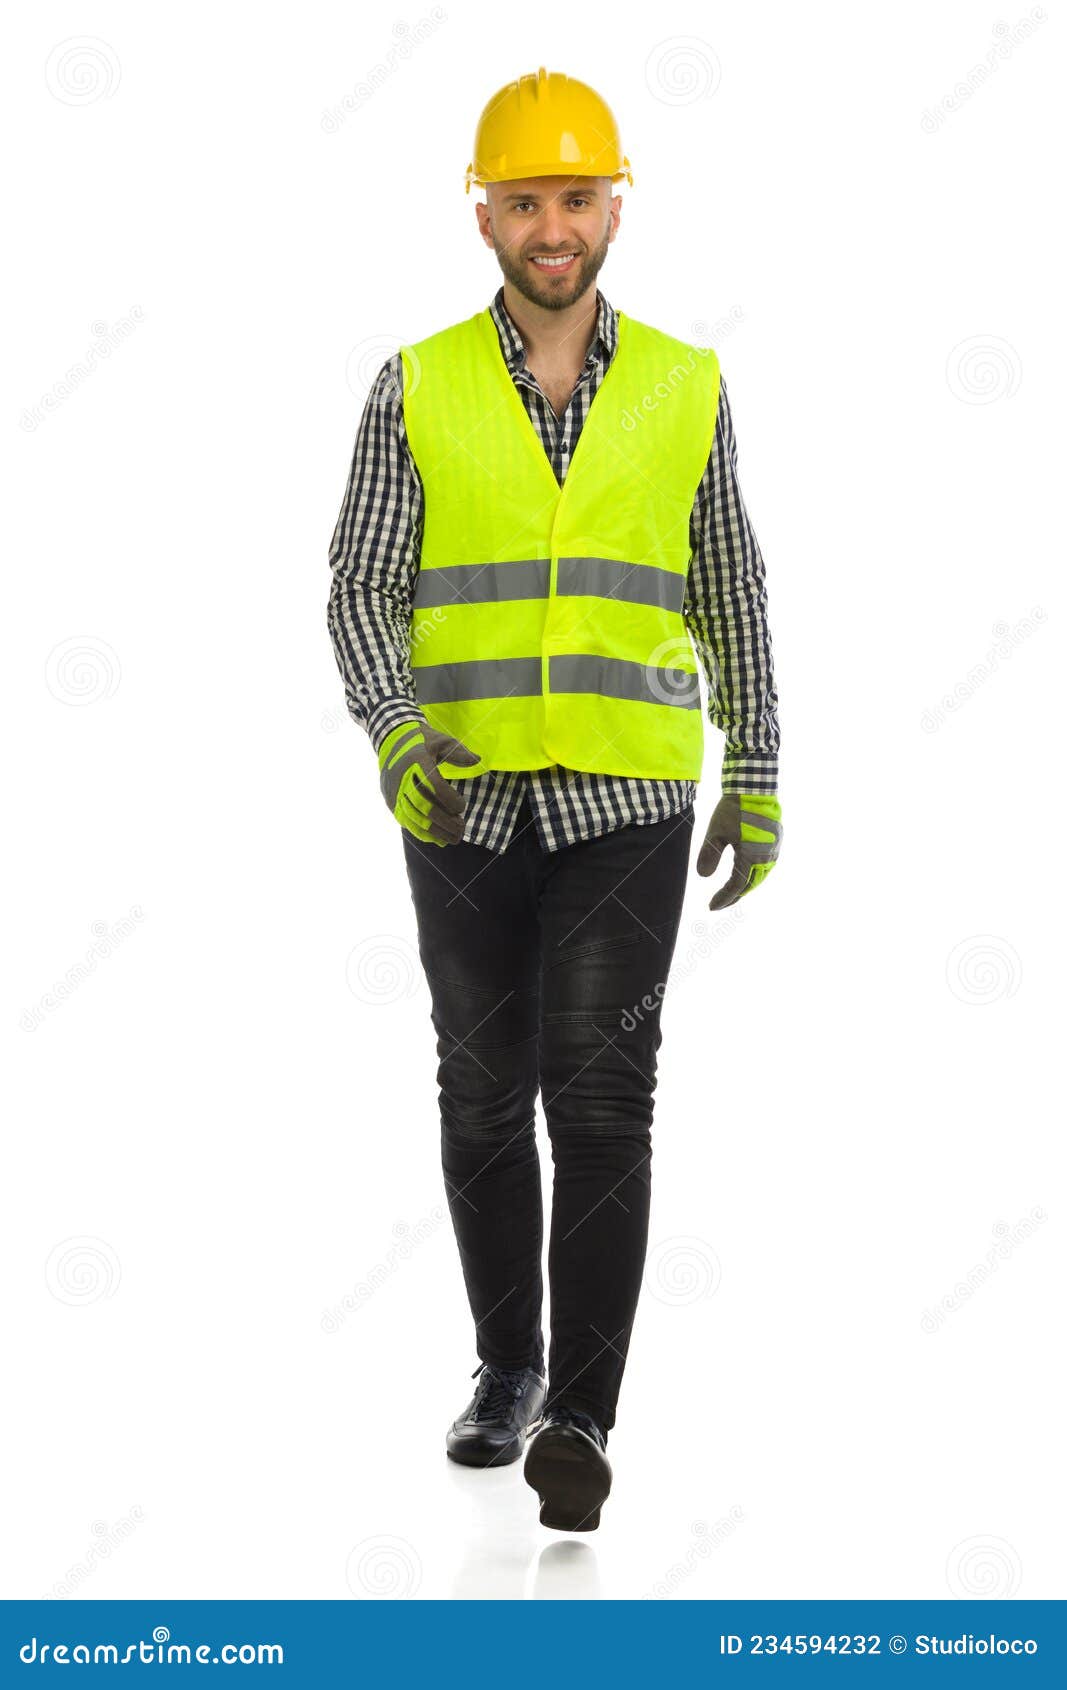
[477,176,619,312]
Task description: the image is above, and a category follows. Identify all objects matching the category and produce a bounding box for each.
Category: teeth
[532,254,576,267]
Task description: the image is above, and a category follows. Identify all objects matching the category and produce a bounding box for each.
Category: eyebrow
[497,186,598,203]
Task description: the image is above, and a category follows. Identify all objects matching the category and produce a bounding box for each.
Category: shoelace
[468,1363,532,1423]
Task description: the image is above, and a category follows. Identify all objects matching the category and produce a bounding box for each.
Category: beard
[492,221,611,312]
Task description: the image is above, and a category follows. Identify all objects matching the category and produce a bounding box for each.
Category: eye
[511,197,589,212]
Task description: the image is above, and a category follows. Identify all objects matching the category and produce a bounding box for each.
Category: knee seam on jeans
[439,1032,538,1054]
[426,968,538,999]
[443,1117,537,1143]
[544,932,645,969]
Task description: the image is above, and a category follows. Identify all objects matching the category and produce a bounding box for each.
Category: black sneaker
[523,1404,613,1532]
[446,1362,547,1468]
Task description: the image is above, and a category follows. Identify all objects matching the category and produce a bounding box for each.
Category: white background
[3,1,1062,1602]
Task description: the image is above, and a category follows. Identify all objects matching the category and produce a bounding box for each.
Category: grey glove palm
[377,720,481,846]
[697,792,783,910]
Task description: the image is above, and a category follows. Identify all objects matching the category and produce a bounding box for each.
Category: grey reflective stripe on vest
[557,556,685,612]
[550,655,700,708]
[413,653,699,708]
[413,556,684,612]
[414,656,543,703]
[414,557,550,608]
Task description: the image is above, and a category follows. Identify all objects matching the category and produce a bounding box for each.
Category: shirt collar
[489,284,617,373]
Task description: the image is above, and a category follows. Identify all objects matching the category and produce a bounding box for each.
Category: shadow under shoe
[523,1405,613,1531]
[446,1362,547,1468]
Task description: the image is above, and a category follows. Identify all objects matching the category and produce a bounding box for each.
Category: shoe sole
[446,1433,525,1468]
[523,1425,612,1532]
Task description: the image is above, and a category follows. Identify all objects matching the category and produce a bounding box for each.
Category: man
[327,67,782,1533]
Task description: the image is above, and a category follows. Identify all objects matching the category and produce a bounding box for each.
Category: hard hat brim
[465,160,633,193]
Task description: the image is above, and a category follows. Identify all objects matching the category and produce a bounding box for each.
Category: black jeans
[401,788,694,1434]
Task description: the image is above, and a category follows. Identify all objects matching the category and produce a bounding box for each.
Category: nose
[533,201,575,249]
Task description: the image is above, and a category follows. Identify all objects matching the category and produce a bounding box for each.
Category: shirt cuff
[721,754,779,795]
[366,699,429,758]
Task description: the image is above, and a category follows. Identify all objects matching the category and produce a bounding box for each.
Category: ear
[475,196,495,249]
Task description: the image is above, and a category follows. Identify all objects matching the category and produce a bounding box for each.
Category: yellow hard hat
[464,66,633,195]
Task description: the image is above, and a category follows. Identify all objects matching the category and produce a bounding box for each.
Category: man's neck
[500,280,598,367]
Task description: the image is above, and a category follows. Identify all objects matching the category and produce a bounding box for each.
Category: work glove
[696,792,782,910]
[377,720,480,847]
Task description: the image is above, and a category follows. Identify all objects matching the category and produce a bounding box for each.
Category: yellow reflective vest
[398,308,720,781]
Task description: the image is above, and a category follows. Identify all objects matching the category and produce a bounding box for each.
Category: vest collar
[474,305,631,505]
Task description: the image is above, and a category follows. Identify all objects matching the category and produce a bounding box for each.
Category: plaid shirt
[327,286,780,852]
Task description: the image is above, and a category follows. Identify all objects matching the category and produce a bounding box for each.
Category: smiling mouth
[529,252,579,272]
